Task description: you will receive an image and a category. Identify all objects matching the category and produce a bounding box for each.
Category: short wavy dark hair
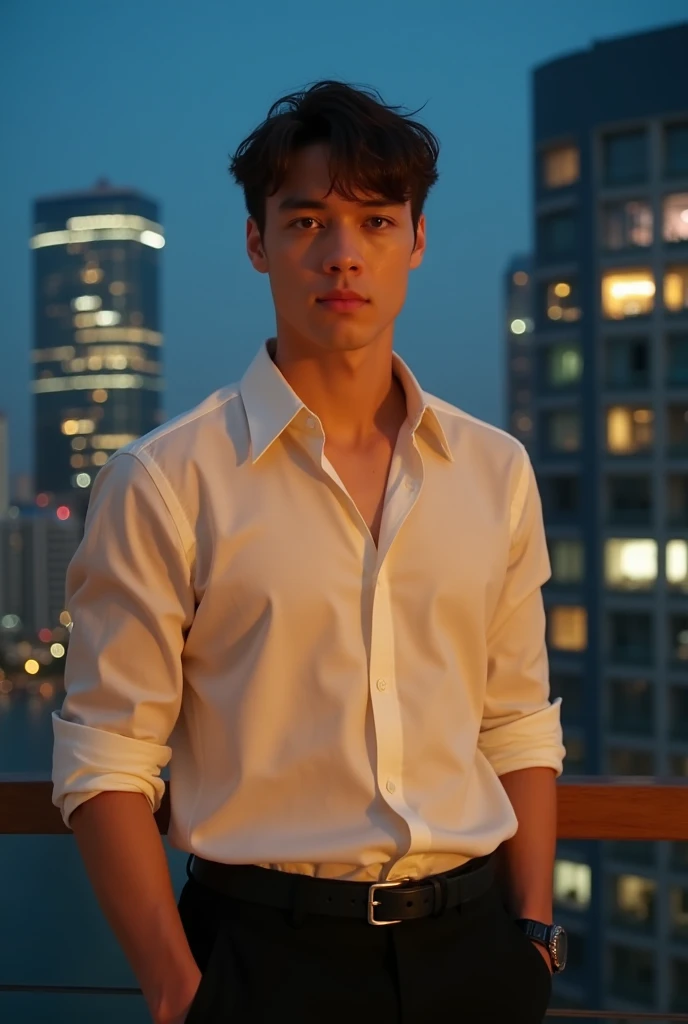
[229,80,440,238]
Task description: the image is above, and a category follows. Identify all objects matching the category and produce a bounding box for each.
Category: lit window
[549,539,584,583]
[606,406,654,454]
[601,200,653,250]
[91,434,137,449]
[604,130,648,187]
[663,194,688,243]
[543,279,581,322]
[601,270,655,319]
[61,419,78,435]
[92,389,108,403]
[81,264,103,285]
[71,295,102,312]
[87,356,103,370]
[109,280,127,295]
[605,539,657,590]
[549,606,587,651]
[544,411,581,453]
[667,540,688,590]
[546,344,583,387]
[91,451,109,466]
[612,874,656,926]
[70,455,85,468]
[554,860,591,910]
[542,145,580,189]
[664,266,688,313]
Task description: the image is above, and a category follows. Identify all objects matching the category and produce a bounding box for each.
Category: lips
[316,290,369,313]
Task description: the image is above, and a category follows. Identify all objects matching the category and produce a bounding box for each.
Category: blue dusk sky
[1,0,686,479]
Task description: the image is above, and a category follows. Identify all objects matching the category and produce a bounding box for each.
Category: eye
[366,216,393,230]
[290,217,320,230]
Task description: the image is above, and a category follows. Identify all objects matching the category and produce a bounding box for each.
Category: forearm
[70,791,201,1023]
[495,766,557,921]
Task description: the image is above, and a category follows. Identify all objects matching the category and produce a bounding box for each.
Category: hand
[152,967,202,1024]
[531,940,553,975]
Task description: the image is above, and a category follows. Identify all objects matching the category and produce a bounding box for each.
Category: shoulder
[424,390,527,467]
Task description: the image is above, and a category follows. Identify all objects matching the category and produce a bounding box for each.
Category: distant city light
[50,643,66,658]
[59,611,72,627]
[92,389,108,403]
[38,628,52,643]
[24,659,40,675]
[75,473,92,489]
[610,280,656,298]
[8,506,19,519]
[510,319,527,335]
[56,506,71,521]
[72,295,102,312]
[1,614,21,629]
[39,682,55,699]
[513,271,529,286]
[36,493,49,507]
[554,282,571,298]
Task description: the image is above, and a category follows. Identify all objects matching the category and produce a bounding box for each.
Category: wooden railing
[2,775,688,1021]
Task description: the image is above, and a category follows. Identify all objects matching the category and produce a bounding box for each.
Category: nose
[321,225,363,275]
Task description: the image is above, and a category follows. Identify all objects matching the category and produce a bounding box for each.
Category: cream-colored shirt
[52,340,564,882]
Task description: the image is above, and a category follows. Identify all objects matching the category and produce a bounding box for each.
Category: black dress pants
[177,869,552,1023]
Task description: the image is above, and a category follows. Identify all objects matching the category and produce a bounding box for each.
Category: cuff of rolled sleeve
[478,699,566,779]
[51,712,172,829]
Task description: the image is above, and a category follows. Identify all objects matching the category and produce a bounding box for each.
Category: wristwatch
[515,919,567,973]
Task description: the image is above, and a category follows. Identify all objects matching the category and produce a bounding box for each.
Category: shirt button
[376,678,388,692]
[386,779,396,794]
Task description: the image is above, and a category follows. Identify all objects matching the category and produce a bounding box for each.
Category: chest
[324,441,395,546]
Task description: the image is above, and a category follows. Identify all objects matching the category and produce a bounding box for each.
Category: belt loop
[430,874,448,917]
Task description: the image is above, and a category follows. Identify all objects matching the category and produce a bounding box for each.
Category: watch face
[550,925,568,971]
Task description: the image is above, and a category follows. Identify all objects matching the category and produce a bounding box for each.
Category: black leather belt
[188,852,494,925]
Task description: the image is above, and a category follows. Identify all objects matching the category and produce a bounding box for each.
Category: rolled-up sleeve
[478,447,565,778]
[52,451,196,828]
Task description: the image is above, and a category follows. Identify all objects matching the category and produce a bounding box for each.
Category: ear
[409,213,426,270]
[246,218,269,274]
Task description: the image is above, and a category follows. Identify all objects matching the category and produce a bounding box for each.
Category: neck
[270,331,407,448]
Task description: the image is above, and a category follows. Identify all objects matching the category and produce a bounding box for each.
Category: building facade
[0,413,8,519]
[31,180,165,505]
[528,21,688,1017]
[504,254,535,454]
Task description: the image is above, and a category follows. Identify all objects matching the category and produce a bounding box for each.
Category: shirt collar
[240,339,454,464]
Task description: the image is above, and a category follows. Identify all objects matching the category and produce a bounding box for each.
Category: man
[52,80,567,1024]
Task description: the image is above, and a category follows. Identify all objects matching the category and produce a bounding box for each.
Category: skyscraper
[30,179,165,505]
[528,21,688,1017]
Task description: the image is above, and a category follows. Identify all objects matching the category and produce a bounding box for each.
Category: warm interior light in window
[91,451,108,466]
[549,607,587,651]
[92,389,108,403]
[61,419,79,435]
[59,611,72,627]
[72,295,101,312]
[87,356,103,370]
[554,860,591,908]
[633,409,654,424]
[554,282,571,298]
[667,540,688,585]
[605,539,658,587]
[602,271,655,319]
[548,305,563,320]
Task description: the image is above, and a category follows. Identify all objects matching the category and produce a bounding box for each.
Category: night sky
[1,0,686,481]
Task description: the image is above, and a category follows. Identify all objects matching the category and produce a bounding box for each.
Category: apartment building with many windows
[526,21,688,1017]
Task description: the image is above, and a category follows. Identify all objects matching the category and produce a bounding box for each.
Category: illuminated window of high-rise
[92,390,108,403]
[91,451,109,467]
[605,539,657,590]
[542,279,581,322]
[606,406,654,454]
[545,344,583,388]
[602,200,653,250]
[544,411,581,454]
[81,264,103,284]
[610,874,656,929]
[549,606,587,651]
[549,539,584,583]
[667,540,688,590]
[663,194,688,243]
[541,145,580,189]
[602,270,655,319]
[664,266,688,313]
[554,860,591,910]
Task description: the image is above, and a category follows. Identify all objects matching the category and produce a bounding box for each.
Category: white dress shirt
[52,340,564,882]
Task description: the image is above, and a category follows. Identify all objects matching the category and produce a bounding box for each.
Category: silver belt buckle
[367,878,410,926]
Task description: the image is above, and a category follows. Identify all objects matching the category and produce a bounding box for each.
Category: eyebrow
[277,196,403,212]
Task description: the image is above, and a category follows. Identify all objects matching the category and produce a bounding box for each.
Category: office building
[0,508,81,636]
[30,179,165,505]
[504,254,535,453]
[528,21,688,1017]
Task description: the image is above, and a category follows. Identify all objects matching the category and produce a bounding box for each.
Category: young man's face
[246,142,426,355]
